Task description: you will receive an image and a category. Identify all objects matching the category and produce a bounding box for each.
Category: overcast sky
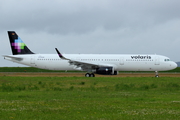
[1,0,180,67]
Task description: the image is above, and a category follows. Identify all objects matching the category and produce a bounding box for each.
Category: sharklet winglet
[55,48,69,60]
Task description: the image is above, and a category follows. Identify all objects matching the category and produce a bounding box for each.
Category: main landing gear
[155,71,159,77]
[85,73,95,77]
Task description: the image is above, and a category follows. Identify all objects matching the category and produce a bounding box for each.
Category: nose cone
[171,62,178,69]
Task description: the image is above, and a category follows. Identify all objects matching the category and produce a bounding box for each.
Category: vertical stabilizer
[8,31,34,55]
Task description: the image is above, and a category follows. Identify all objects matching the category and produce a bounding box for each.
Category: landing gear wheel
[90,73,95,77]
[85,73,90,77]
[85,73,95,77]
[155,75,159,78]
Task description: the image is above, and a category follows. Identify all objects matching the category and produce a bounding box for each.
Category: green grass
[0,76,180,120]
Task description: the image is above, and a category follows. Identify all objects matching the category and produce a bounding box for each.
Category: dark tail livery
[8,31,34,55]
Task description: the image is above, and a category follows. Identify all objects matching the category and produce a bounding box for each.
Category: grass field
[0,76,180,120]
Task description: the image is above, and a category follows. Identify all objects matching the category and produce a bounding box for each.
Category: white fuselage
[4,54,177,72]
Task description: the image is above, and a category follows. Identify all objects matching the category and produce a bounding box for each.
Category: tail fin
[8,31,34,55]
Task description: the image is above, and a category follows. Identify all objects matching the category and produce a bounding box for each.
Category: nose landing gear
[155,71,159,77]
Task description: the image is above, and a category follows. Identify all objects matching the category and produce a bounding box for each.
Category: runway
[0,72,180,77]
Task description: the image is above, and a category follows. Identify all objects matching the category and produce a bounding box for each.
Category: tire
[90,73,95,77]
[155,75,159,78]
[85,73,90,77]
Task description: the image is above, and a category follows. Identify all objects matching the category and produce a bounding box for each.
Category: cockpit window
[164,59,170,61]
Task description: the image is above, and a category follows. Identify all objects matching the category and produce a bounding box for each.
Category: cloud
[1,0,179,34]
[0,0,180,67]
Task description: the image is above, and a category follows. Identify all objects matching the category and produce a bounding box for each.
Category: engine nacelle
[95,67,113,75]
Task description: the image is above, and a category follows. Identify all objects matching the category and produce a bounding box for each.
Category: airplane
[3,31,177,77]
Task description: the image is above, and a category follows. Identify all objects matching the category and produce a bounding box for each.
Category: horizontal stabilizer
[3,55,23,61]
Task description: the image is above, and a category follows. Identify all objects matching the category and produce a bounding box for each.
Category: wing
[55,48,112,71]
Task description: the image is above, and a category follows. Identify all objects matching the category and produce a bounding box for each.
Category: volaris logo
[131,55,151,59]
[11,37,26,53]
